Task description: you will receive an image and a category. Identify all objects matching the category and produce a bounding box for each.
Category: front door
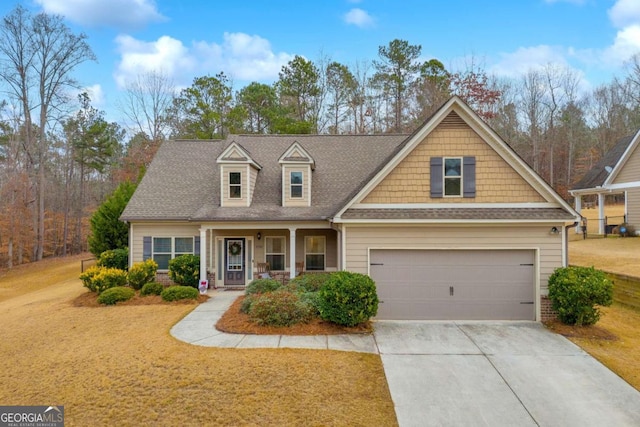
[224,238,245,286]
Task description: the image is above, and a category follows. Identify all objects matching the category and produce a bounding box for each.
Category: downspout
[565,222,579,267]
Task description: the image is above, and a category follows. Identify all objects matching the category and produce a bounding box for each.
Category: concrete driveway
[374,321,640,427]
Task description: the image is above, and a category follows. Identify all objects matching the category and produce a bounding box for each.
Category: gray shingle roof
[341,208,576,221]
[120,134,409,221]
[571,135,633,191]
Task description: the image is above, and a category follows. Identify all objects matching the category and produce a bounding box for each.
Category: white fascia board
[604,128,640,186]
[349,202,558,209]
[332,218,574,224]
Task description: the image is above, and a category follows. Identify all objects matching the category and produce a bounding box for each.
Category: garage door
[370,249,535,320]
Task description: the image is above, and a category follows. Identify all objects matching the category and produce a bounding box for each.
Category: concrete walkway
[170,290,378,353]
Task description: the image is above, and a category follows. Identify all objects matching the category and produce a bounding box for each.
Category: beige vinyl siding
[344,224,562,294]
[613,144,640,184]
[627,187,640,227]
[131,223,201,265]
[248,166,258,205]
[283,165,310,207]
[221,165,248,207]
[362,122,546,204]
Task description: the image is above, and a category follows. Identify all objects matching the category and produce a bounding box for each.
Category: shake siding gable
[361,122,546,204]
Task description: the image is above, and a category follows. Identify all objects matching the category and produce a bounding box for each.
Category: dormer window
[290,171,303,198]
[229,172,242,198]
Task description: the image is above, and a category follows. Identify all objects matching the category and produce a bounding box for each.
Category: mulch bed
[71,291,209,308]
[543,319,618,341]
[215,295,373,336]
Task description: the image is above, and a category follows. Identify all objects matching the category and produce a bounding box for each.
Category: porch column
[289,227,297,279]
[199,228,207,282]
[574,196,582,234]
[598,193,605,234]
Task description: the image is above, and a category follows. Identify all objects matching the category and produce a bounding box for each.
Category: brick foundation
[155,272,216,288]
[540,295,558,321]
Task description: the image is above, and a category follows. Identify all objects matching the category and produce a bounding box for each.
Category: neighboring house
[120,96,579,321]
[570,131,640,235]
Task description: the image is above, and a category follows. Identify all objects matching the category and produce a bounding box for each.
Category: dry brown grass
[0,257,397,426]
[546,304,640,391]
[569,237,640,276]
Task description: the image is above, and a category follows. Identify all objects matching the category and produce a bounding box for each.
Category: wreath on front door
[229,242,242,256]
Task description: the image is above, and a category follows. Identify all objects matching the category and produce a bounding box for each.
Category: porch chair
[295,261,304,276]
[256,262,271,279]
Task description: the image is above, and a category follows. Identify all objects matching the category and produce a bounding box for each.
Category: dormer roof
[278,141,315,169]
[217,140,262,170]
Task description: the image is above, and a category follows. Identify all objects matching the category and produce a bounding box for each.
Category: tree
[236,82,278,133]
[373,39,423,132]
[0,5,95,260]
[415,59,451,123]
[119,70,175,143]
[276,55,321,132]
[168,73,234,139]
[325,61,356,134]
[88,180,136,257]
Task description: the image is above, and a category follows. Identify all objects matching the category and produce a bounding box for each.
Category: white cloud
[543,0,586,4]
[343,8,375,28]
[602,24,640,65]
[609,0,640,29]
[489,45,570,78]
[35,0,165,29]
[83,84,105,107]
[114,32,294,88]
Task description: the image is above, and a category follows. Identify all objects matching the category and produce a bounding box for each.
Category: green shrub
[317,271,379,327]
[168,255,200,288]
[548,266,614,326]
[248,291,314,327]
[245,278,281,295]
[240,294,257,314]
[288,273,331,292]
[161,285,199,302]
[127,259,158,290]
[97,286,135,305]
[80,266,128,294]
[97,248,129,271]
[79,266,102,292]
[140,281,164,296]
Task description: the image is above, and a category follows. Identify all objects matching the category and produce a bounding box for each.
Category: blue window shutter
[430,157,443,198]
[194,236,201,255]
[463,157,476,198]
[143,236,152,261]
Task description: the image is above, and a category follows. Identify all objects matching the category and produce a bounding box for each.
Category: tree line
[1,4,640,268]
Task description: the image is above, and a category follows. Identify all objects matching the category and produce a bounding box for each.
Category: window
[229,172,242,198]
[152,237,195,270]
[305,236,325,271]
[444,157,462,196]
[290,171,303,198]
[265,236,285,270]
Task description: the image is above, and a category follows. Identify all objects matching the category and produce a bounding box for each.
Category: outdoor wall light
[550,226,560,235]
[257,232,262,240]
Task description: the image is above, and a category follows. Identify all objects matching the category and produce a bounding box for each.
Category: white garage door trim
[368,247,540,321]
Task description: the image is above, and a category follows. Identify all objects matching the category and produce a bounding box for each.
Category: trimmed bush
[288,273,331,292]
[97,248,129,271]
[140,281,164,296]
[161,285,199,302]
[548,266,614,326]
[97,286,135,305]
[248,291,314,327]
[127,259,158,290]
[80,266,128,294]
[168,255,200,288]
[240,294,257,314]
[245,278,281,295]
[317,271,379,327]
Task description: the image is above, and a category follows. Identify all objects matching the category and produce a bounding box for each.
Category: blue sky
[2,0,640,125]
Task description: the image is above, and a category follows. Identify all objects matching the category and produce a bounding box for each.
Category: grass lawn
[0,256,397,426]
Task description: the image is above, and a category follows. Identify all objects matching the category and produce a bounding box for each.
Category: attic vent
[439,111,466,129]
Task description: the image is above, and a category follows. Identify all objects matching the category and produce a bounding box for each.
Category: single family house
[120,96,580,321]
[570,130,640,235]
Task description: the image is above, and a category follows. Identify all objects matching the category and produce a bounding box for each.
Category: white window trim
[290,171,303,199]
[443,157,463,198]
[229,171,242,199]
[152,236,195,271]
[304,235,326,271]
[265,236,286,271]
